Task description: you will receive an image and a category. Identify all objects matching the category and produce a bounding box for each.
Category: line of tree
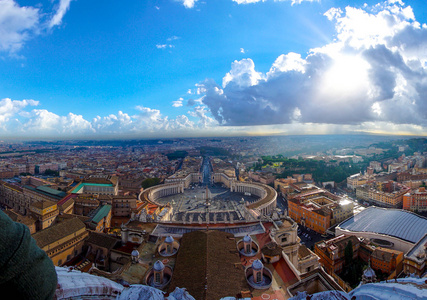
[141,177,161,189]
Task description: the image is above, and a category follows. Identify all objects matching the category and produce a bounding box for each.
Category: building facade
[403,187,427,212]
[32,217,89,266]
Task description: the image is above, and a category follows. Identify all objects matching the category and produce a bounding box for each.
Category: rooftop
[71,182,114,193]
[24,185,67,200]
[168,230,247,300]
[90,204,112,224]
[337,206,427,244]
[32,217,87,249]
[30,199,57,210]
[405,233,427,263]
[85,231,120,250]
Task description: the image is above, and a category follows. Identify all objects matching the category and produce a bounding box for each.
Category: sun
[321,55,370,96]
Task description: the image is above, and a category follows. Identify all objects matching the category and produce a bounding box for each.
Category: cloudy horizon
[1,0,427,140]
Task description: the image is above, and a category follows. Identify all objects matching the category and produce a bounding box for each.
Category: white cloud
[177,0,198,9]
[49,0,73,28]
[0,0,40,53]
[172,98,184,107]
[324,7,342,21]
[187,96,204,106]
[222,58,263,88]
[188,105,218,128]
[232,0,266,4]
[287,0,319,5]
[0,0,73,54]
[0,98,218,138]
[0,98,38,125]
[167,36,180,41]
[199,1,427,133]
[156,37,179,49]
[92,111,133,133]
[1,95,426,138]
[267,52,306,78]
[156,44,174,49]
[22,109,93,138]
[240,48,245,53]
[232,0,318,5]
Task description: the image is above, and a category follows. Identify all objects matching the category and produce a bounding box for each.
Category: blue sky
[1,0,427,139]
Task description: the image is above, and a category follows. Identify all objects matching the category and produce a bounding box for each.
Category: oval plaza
[138,157,277,226]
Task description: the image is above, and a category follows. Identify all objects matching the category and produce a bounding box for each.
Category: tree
[344,240,353,267]
[44,169,59,176]
[141,178,161,189]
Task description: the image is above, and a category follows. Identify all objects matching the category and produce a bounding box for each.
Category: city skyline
[1,0,427,140]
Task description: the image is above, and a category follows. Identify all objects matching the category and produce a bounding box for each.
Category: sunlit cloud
[198,1,427,135]
[2,0,427,139]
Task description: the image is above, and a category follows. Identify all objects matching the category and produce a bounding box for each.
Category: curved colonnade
[139,182,185,206]
[138,172,277,221]
[231,180,277,217]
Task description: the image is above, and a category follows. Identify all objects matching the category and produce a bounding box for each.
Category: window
[256,271,262,283]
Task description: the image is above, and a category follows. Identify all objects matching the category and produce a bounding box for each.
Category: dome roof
[165,236,174,243]
[243,235,252,243]
[131,249,139,257]
[153,260,165,271]
[252,259,263,270]
[363,266,376,278]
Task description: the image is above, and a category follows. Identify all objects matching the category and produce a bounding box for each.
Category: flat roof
[337,206,427,244]
[71,182,113,193]
[24,185,66,200]
[406,233,427,263]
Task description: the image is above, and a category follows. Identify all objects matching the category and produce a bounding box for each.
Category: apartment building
[403,187,427,212]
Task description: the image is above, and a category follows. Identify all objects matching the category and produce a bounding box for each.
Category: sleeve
[0,210,58,300]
